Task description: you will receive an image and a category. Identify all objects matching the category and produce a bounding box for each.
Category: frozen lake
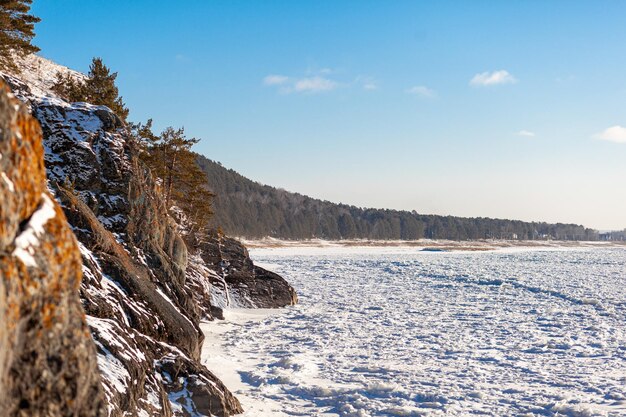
[202,247,626,417]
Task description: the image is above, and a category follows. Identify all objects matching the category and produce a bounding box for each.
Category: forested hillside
[197,155,599,241]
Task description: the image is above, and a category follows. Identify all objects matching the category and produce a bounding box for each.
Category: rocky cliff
[201,232,297,311]
[0,83,106,416]
[0,55,296,416]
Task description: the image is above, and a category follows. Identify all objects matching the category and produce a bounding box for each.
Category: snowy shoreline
[240,237,625,252]
[200,309,290,416]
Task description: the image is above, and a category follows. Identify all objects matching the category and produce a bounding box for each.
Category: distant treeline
[198,155,600,241]
[599,230,626,241]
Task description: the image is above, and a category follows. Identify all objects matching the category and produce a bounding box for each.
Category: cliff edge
[0,82,106,416]
[0,55,296,416]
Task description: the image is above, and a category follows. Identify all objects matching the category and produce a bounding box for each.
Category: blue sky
[32,1,626,230]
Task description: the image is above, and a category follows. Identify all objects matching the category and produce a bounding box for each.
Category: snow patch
[1,172,14,192]
[12,194,56,267]
[7,54,85,98]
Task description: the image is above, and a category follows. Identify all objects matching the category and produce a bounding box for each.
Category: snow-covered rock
[200,232,298,310]
[0,82,106,416]
[8,53,85,98]
[1,53,297,416]
[1,58,245,416]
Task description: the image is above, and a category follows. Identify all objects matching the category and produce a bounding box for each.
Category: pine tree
[176,161,215,235]
[133,123,214,235]
[0,0,40,71]
[51,72,88,102]
[85,57,129,120]
[51,57,129,120]
[150,127,199,208]
[129,118,159,155]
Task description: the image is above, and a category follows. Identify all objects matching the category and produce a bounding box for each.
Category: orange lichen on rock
[0,81,107,416]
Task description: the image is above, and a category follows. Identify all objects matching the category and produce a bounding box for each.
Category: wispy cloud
[354,75,378,91]
[305,67,334,76]
[593,125,626,143]
[406,85,436,98]
[263,71,341,94]
[264,70,378,94]
[263,75,289,86]
[470,70,517,86]
[517,130,536,137]
[293,76,338,93]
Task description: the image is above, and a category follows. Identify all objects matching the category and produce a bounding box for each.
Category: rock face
[1,74,244,416]
[0,83,106,416]
[201,232,298,310]
[1,55,297,417]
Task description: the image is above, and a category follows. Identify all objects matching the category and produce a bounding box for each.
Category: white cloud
[470,70,517,86]
[306,67,334,76]
[517,130,535,137]
[264,70,346,94]
[354,75,378,91]
[406,85,436,97]
[293,76,338,93]
[593,125,626,143]
[263,75,289,86]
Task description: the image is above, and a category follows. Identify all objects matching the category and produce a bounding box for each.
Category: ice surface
[203,247,626,417]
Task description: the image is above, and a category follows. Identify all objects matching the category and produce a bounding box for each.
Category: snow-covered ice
[202,247,626,416]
